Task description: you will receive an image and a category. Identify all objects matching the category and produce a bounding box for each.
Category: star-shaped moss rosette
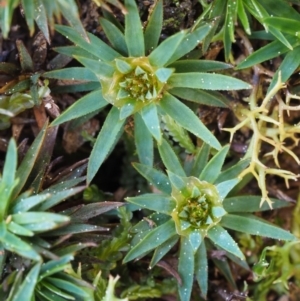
[123,139,295,301]
[47,0,251,183]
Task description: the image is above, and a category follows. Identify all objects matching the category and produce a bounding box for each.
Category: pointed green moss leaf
[134,114,154,166]
[51,90,108,126]
[102,275,128,301]
[223,196,290,213]
[124,219,176,263]
[55,25,121,61]
[40,255,73,279]
[37,186,85,211]
[268,45,300,93]
[148,31,185,67]
[34,0,49,43]
[207,225,244,259]
[141,104,161,143]
[46,224,108,236]
[150,235,178,268]
[264,17,300,37]
[74,56,114,78]
[70,202,123,221]
[87,106,125,183]
[178,236,194,301]
[170,60,232,73]
[144,0,163,53]
[237,0,250,34]
[190,143,211,177]
[215,158,251,184]
[2,231,41,261]
[46,278,90,298]
[167,23,211,65]
[189,230,203,253]
[115,58,132,73]
[16,40,34,72]
[7,221,34,237]
[2,139,17,188]
[120,101,135,120]
[53,46,99,60]
[99,17,128,55]
[216,179,239,200]
[195,242,208,299]
[132,163,171,194]
[158,139,185,176]
[12,212,69,225]
[212,257,237,289]
[167,171,190,197]
[126,194,175,214]
[237,37,299,69]
[12,263,41,301]
[169,88,230,107]
[44,67,98,81]
[221,214,296,241]
[155,68,174,83]
[159,93,221,150]
[199,145,229,183]
[125,0,144,56]
[169,73,251,90]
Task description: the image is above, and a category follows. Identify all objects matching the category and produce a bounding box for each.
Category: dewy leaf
[134,114,154,166]
[237,37,299,69]
[144,0,163,53]
[51,90,108,126]
[34,0,49,43]
[178,236,194,301]
[126,194,175,215]
[123,219,176,263]
[74,55,115,78]
[148,31,185,67]
[189,230,203,253]
[132,163,171,194]
[168,73,251,90]
[141,103,161,143]
[268,45,300,93]
[207,225,245,259]
[195,241,208,299]
[55,25,121,61]
[150,235,178,268]
[13,123,47,198]
[87,107,125,183]
[102,275,128,301]
[166,23,211,65]
[16,40,34,72]
[0,139,17,220]
[39,255,73,280]
[221,214,296,241]
[215,158,251,184]
[223,196,290,213]
[160,93,221,150]
[199,145,230,183]
[99,17,128,56]
[169,60,232,73]
[216,179,240,200]
[158,139,186,177]
[190,143,211,177]
[264,17,300,36]
[12,263,41,301]
[124,0,145,56]
[44,67,99,82]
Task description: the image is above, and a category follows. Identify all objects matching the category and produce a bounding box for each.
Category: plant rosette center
[171,177,226,237]
[100,57,173,112]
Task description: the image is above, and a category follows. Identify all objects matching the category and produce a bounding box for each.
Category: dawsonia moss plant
[48,0,251,183]
[124,140,295,301]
